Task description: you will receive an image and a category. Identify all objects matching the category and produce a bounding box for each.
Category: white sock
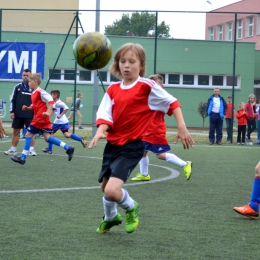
[103,196,118,221]
[29,146,34,151]
[117,188,134,211]
[10,146,17,151]
[166,153,187,167]
[139,156,149,176]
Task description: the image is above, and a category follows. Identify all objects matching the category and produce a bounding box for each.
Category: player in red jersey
[131,74,192,182]
[11,73,74,165]
[88,43,194,234]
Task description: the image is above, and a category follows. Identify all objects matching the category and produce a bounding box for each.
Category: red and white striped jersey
[96,77,180,145]
[30,87,54,129]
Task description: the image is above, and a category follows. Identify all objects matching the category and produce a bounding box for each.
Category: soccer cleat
[233,204,259,220]
[29,149,37,156]
[66,146,75,161]
[11,156,26,165]
[4,150,17,156]
[96,214,123,234]
[183,161,193,181]
[125,201,139,233]
[42,148,52,154]
[78,126,85,129]
[131,173,150,181]
[81,136,87,148]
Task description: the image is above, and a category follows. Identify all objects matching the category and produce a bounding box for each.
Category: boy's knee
[255,162,260,176]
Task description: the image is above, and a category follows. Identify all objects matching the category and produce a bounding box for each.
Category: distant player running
[42,89,87,154]
[131,74,192,182]
[11,74,75,165]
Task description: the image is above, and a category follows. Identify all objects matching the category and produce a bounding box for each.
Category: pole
[230,13,237,143]
[72,11,79,134]
[154,11,158,74]
[92,0,100,137]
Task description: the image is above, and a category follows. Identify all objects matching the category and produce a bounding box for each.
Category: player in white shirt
[42,89,87,154]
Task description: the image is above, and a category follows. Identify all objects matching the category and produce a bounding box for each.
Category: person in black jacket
[4,69,37,156]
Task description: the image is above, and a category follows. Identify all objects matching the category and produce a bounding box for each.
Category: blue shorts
[52,123,70,133]
[143,141,171,154]
[27,125,53,135]
[98,139,144,183]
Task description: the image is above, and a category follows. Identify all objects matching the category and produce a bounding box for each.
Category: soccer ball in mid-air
[73,32,112,71]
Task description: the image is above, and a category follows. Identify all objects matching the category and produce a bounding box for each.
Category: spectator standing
[225,95,236,142]
[207,88,227,145]
[236,102,248,145]
[245,94,257,142]
[4,69,37,156]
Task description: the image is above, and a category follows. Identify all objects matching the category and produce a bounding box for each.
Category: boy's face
[51,93,57,100]
[156,79,164,88]
[249,96,255,103]
[28,78,38,90]
[119,50,143,85]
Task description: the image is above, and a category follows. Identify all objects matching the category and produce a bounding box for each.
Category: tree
[104,12,170,37]
[197,102,208,128]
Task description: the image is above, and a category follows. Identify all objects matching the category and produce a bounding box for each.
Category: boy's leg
[131,156,150,181]
[46,134,74,161]
[96,195,122,234]
[11,134,33,164]
[70,133,87,148]
[233,162,260,219]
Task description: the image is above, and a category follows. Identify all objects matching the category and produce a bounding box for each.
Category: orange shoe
[233,204,259,220]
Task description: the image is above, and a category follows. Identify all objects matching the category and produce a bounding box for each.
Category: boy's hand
[88,132,106,148]
[43,111,50,116]
[22,105,29,110]
[176,125,194,149]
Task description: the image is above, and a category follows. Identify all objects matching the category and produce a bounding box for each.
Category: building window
[257,15,260,35]
[64,70,75,80]
[217,25,223,41]
[183,75,194,85]
[98,71,107,82]
[79,70,91,81]
[226,22,232,41]
[159,74,165,84]
[110,74,120,82]
[237,19,243,39]
[198,75,209,85]
[208,27,214,40]
[49,69,61,80]
[169,74,180,84]
[246,16,254,37]
[226,76,238,86]
[212,76,223,86]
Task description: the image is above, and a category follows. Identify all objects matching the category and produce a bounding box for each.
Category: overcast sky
[78,0,241,39]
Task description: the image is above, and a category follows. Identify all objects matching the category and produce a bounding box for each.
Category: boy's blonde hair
[239,102,245,109]
[110,43,146,79]
[149,74,163,82]
[29,73,42,85]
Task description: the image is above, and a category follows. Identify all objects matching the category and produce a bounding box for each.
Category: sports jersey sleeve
[96,92,113,128]
[40,90,54,105]
[148,83,181,116]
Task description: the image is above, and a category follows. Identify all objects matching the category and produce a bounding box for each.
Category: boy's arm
[88,124,109,149]
[57,108,68,119]
[172,107,194,149]
[43,103,53,116]
[0,117,5,138]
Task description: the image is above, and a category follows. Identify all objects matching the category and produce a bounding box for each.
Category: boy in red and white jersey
[131,74,192,182]
[11,73,75,165]
[88,43,194,234]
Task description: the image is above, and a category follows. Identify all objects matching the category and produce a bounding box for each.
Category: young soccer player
[11,74,75,165]
[88,43,194,234]
[131,74,192,182]
[233,162,260,220]
[41,89,87,154]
